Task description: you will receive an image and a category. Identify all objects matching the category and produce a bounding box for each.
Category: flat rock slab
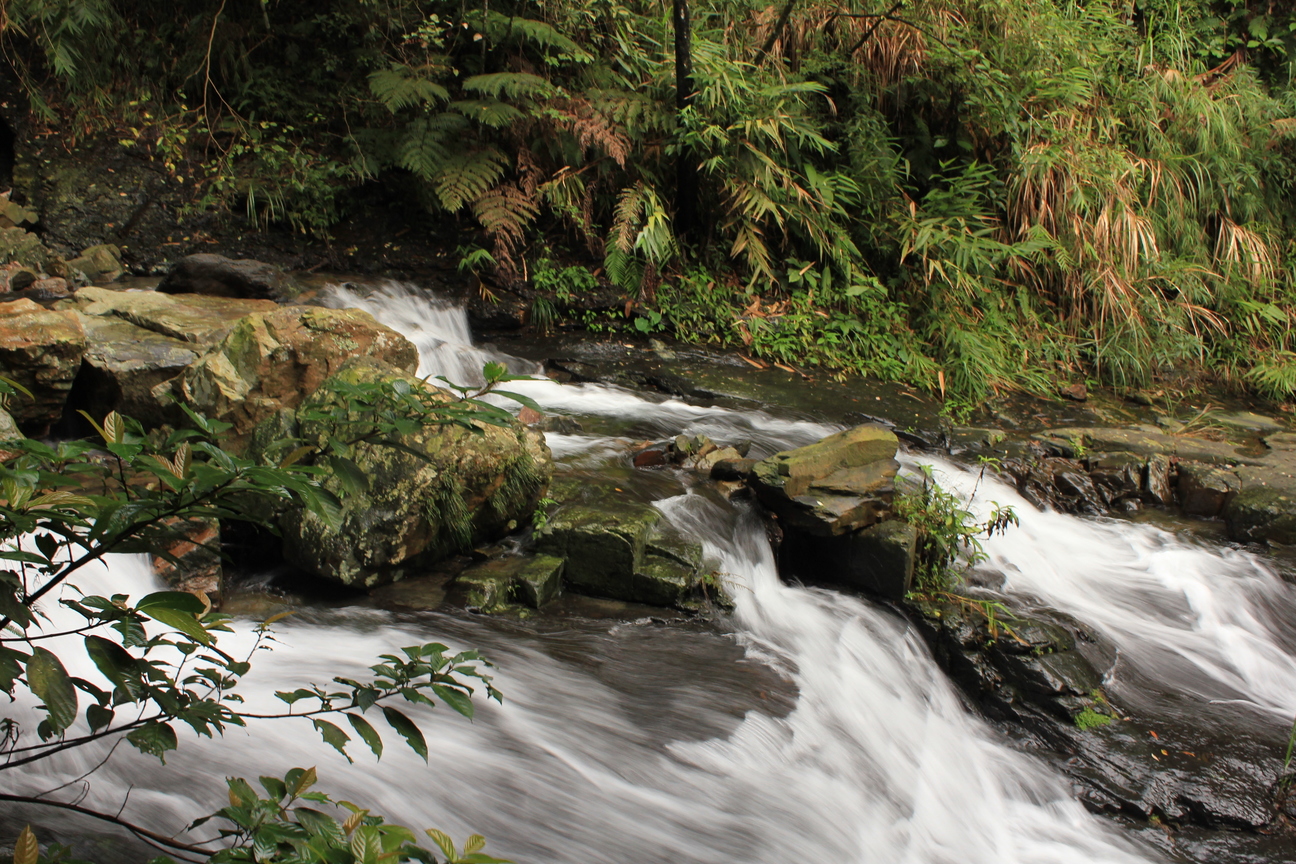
[454,554,565,611]
[62,285,278,344]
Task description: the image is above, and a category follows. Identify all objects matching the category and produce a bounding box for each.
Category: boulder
[1177,463,1240,517]
[749,424,899,536]
[0,298,87,434]
[780,518,917,602]
[0,264,38,293]
[278,361,552,587]
[535,500,704,607]
[157,253,292,300]
[63,285,278,344]
[74,315,200,425]
[65,244,125,284]
[166,306,419,447]
[0,409,20,441]
[1225,475,1296,545]
[0,226,56,273]
[452,554,565,612]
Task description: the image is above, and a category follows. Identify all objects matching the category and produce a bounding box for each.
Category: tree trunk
[673,0,698,243]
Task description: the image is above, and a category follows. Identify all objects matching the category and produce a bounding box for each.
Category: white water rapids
[15,282,1296,862]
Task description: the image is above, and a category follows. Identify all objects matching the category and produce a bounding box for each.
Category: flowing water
[16,282,1296,862]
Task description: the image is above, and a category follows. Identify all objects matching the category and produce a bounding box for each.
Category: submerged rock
[750,424,899,536]
[278,361,552,587]
[0,298,87,434]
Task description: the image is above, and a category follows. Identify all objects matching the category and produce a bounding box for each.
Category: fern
[462,72,556,101]
[449,99,526,129]
[473,183,540,272]
[434,147,508,211]
[474,12,593,63]
[369,65,450,113]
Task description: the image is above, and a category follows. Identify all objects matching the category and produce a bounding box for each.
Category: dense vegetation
[4,0,1296,405]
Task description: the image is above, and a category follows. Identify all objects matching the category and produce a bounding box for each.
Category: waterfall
[22,281,1248,863]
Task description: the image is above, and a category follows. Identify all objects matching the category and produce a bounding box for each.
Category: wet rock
[0,409,20,441]
[1224,482,1296,545]
[1086,452,1143,506]
[1266,432,1296,452]
[0,192,38,229]
[0,264,39,293]
[0,226,56,273]
[1058,382,1088,401]
[150,517,221,600]
[1214,411,1285,434]
[780,518,917,601]
[157,253,293,300]
[0,298,87,434]
[1177,463,1240,517]
[25,277,70,300]
[535,501,704,608]
[1039,426,1252,466]
[452,554,565,611]
[537,415,582,434]
[1143,453,1174,506]
[633,447,668,468]
[711,457,756,481]
[750,424,899,536]
[279,361,552,588]
[74,315,200,425]
[166,306,419,447]
[65,244,125,284]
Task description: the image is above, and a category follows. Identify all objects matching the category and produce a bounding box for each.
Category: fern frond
[396,118,452,181]
[449,99,526,129]
[611,184,647,254]
[473,183,540,274]
[434,148,508,211]
[369,65,450,113]
[462,72,556,101]
[477,13,593,63]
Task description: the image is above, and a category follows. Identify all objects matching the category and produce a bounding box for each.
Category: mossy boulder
[535,500,705,607]
[1177,462,1240,517]
[65,244,125,284]
[1224,482,1296,545]
[750,424,899,536]
[0,298,87,434]
[167,306,419,449]
[451,554,565,612]
[278,361,552,587]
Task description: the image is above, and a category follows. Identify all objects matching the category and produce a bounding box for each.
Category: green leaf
[346,712,384,760]
[127,721,178,760]
[27,647,78,733]
[84,635,139,692]
[141,606,211,645]
[325,455,371,496]
[86,703,114,732]
[432,684,474,719]
[137,591,207,614]
[351,825,382,864]
[425,829,456,861]
[286,765,318,798]
[313,719,353,762]
[381,706,428,761]
[259,775,287,801]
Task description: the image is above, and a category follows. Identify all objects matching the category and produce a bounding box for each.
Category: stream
[14,282,1296,863]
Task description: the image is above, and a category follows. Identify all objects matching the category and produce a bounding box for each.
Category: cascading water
[26,279,1296,863]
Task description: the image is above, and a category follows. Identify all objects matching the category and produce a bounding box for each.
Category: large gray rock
[158,254,292,300]
[65,244,125,284]
[63,285,278,343]
[1177,463,1240,517]
[278,361,552,588]
[750,424,899,536]
[0,298,87,434]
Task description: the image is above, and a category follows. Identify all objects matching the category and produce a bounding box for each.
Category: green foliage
[0,371,515,858]
[1074,707,1113,731]
[896,465,1017,593]
[532,259,597,302]
[10,0,1296,401]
